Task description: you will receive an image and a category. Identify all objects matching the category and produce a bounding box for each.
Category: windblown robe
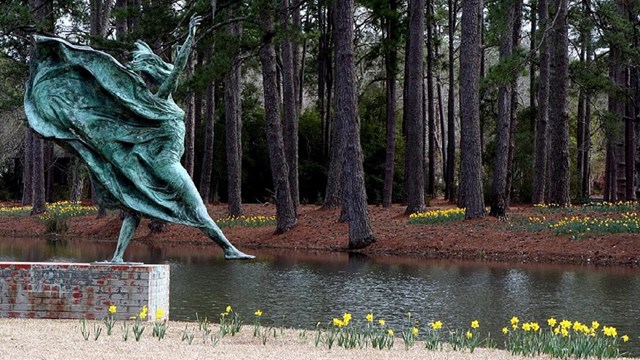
[25,36,211,227]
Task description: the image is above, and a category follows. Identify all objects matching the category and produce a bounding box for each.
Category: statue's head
[127,40,174,85]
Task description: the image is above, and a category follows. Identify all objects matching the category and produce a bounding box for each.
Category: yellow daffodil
[343,313,352,326]
[378,319,386,327]
[591,320,600,330]
[156,308,164,319]
[412,327,419,336]
[333,318,344,328]
[254,309,263,317]
[471,320,479,329]
[226,305,232,313]
[430,320,443,330]
[511,316,519,325]
[388,329,394,336]
[622,335,629,343]
[366,313,374,322]
[108,305,117,314]
[139,305,148,319]
[466,331,473,339]
[547,317,557,327]
[603,326,617,337]
[522,323,531,331]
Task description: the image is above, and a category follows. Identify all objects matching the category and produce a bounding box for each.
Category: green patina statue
[24,16,253,262]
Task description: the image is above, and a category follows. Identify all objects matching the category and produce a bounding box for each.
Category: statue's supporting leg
[111,211,141,263]
[200,220,254,260]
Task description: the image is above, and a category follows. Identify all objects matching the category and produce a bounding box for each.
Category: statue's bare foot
[110,256,124,264]
[224,248,255,260]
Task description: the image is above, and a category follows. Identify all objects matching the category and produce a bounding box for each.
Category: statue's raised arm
[156,15,202,99]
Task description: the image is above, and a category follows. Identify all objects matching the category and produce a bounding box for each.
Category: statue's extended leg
[111,211,141,263]
[201,220,254,260]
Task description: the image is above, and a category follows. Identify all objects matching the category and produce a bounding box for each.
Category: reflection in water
[1,237,639,355]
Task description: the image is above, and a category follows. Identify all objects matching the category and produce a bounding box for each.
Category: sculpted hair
[127,40,174,84]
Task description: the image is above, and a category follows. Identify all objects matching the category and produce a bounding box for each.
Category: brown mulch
[1,199,638,267]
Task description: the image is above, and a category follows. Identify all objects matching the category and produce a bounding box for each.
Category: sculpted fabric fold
[25,35,210,227]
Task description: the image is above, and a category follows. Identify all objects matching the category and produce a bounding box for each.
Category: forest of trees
[1,0,639,245]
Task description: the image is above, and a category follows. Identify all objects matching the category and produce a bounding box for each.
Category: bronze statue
[25,16,253,262]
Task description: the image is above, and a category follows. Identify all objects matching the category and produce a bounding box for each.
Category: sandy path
[3,319,633,360]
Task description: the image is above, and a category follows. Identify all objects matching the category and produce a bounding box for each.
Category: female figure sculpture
[25,16,253,262]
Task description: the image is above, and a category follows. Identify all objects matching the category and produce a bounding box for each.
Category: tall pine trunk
[382,0,398,208]
[532,0,549,204]
[225,4,243,216]
[459,0,485,219]
[335,0,375,249]
[504,0,523,207]
[426,0,436,197]
[259,0,296,233]
[281,0,299,214]
[547,0,570,206]
[490,0,516,218]
[404,0,426,215]
[199,78,215,203]
[445,0,457,201]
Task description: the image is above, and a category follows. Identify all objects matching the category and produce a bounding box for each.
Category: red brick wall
[0,262,169,321]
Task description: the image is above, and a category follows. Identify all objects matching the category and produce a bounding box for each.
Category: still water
[1,237,639,354]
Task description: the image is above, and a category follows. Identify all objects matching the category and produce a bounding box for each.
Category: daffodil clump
[550,212,640,236]
[219,305,242,336]
[215,214,276,228]
[37,201,98,234]
[316,312,394,350]
[0,205,32,217]
[408,208,465,225]
[583,201,638,212]
[504,317,629,358]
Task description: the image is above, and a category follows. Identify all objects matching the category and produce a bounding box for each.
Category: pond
[1,237,639,355]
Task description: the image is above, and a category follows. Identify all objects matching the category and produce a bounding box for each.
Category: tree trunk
[183,53,196,177]
[532,0,549,204]
[259,0,296,233]
[281,0,299,214]
[31,134,45,214]
[547,0,570,206]
[504,0,523,207]
[225,4,243,217]
[490,0,516,218]
[404,0,426,215]
[335,0,375,249]
[445,0,457,202]
[199,78,215,203]
[459,0,485,219]
[292,0,302,112]
[90,0,114,38]
[21,129,33,206]
[114,0,127,40]
[69,157,84,203]
[529,0,537,131]
[426,0,436,197]
[382,0,398,208]
[28,0,52,215]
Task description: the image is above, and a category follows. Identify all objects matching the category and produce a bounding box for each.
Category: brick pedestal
[0,262,169,321]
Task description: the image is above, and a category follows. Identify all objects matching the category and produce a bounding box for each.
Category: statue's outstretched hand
[189,15,202,38]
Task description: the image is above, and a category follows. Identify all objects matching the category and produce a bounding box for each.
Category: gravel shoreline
[1,319,636,360]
